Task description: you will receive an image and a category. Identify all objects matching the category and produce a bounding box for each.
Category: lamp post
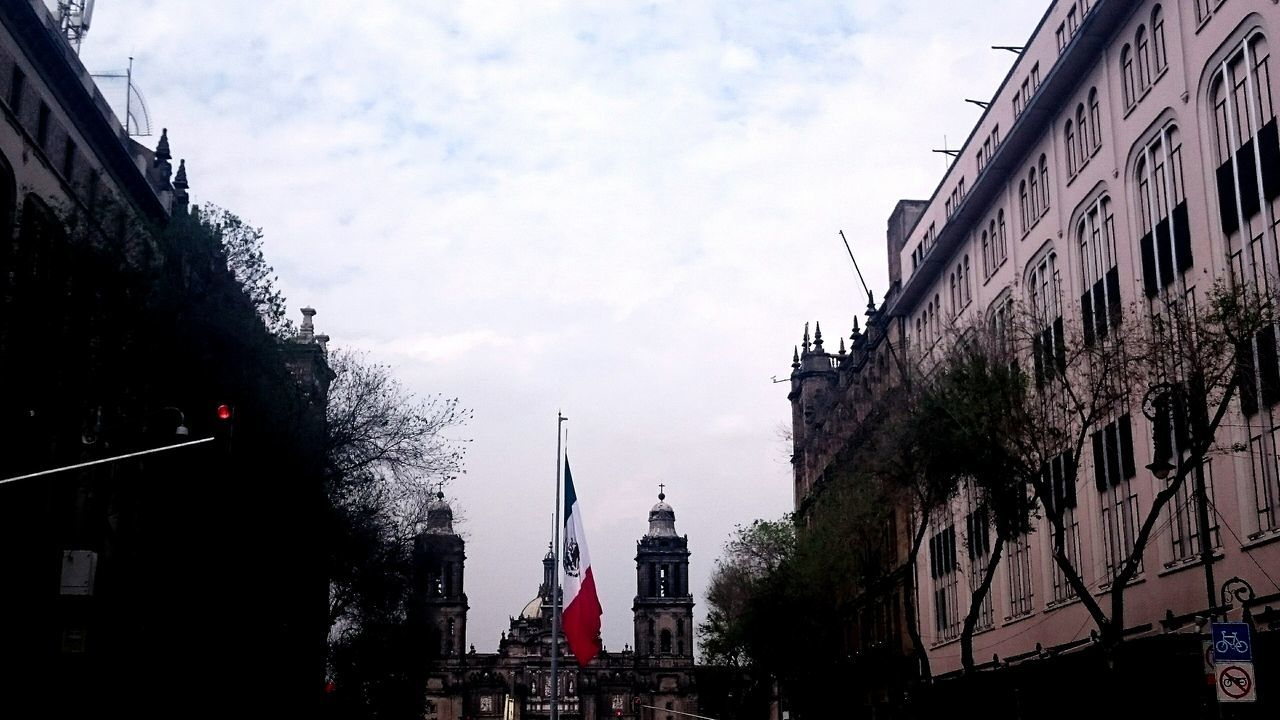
[1142,381,1217,616]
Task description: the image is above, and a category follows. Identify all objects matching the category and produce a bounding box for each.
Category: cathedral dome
[519,595,543,619]
[425,491,455,535]
[647,488,678,537]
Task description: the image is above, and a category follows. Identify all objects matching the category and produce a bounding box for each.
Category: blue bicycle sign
[1211,622,1253,663]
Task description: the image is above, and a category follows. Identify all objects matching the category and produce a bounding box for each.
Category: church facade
[414,492,699,720]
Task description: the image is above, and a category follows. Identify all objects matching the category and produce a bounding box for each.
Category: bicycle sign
[1211,622,1252,662]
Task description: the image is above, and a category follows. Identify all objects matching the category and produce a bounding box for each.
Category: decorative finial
[802,322,811,352]
[792,345,800,369]
[155,128,171,161]
[173,159,188,190]
[851,316,861,339]
[658,483,666,501]
[866,290,877,315]
[437,490,445,501]
[813,322,824,350]
[838,337,846,356]
[299,307,316,340]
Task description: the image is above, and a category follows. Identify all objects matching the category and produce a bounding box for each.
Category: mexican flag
[561,458,603,666]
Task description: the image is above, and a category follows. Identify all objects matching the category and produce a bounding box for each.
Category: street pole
[551,412,567,720]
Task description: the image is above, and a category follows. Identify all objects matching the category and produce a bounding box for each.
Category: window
[1020,180,1031,233]
[1029,251,1063,387]
[1137,124,1192,297]
[1168,459,1221,565]
[1121,45,1136,107]
[1014,89,1024,118]
[1066,5,1079,36]
[659,565,669,597]
[981,229,991,276]
[1088,88,1102,150]
[962,254,972,305]
[1195,0,1212,24]
[1038,155,1050,212]
[1030,63,1041,94]
[1075,105,1089,169]
[660,629,672,654]
[61,139,76,181]
[1028,168,1041,221]
[1057,25,1068,54]
[1078,196,1121,344]
[963,488,994,630]
[1006,532,1034,618]
[1094,415,1139,581]
[990,293,1015,355]
[36,102,50,148]
[950,272,958,313]
[1152,6,1167,74]
[1211,31,1277,288]
[1043,451,1081,604]
[929,523,960,641]
[1066,120,1078,174]
[7,66,23,115]
[1136,26,1152,92]
[997,210,1007,263]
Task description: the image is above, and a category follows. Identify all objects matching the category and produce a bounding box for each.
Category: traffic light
[213,403,235,452]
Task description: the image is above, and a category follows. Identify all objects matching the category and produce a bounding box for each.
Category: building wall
[887,0,1280,677]
[793,0,1280,680]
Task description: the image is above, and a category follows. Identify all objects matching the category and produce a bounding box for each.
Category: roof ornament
[155,127,170,161]
[792,346,800,369]
[802,322,811,353]
[851,316,862,340]
[813,322,824,351]
[658,483,665,502]
[838,337,846,356]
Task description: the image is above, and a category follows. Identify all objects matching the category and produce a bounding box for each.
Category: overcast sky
[75,0,1048,655]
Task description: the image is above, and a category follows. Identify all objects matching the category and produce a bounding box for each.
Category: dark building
[417,491,699,720]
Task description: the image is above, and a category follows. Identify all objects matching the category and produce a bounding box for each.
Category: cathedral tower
[633,487,694,660]
[413,492,468,660]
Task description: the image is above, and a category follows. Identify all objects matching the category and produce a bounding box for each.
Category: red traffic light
[216,404,233,421]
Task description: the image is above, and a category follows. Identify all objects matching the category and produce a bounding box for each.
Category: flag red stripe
[562,567,603,666]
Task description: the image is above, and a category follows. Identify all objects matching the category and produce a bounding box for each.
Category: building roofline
[889,0,1133,316]
[1,1,167,219]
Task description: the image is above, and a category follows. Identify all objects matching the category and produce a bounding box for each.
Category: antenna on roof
[56,0,96,53]
[931,135,957,169]
[992,45,1025,54]
[91,57,153,136]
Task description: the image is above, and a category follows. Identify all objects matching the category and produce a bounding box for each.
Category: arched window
[950,271,958,312]
[1088,88,1102,150]
[1065,119,1078,174]
[1039,155,1049,212]
[933,293,941,337]
[1027,251,1063,385]
[1019,180,1030,232]
[1121,44,1136,107]
[981,229,991,276]
[1076,104,1089,164]
[1077,195,1119,344]
[1136,26,1151,91]
[963,254,972,304]
[1152,6,1167,74]
[660,629,672,654]
[1210,31,1275,250]
[997,210,1007,262]
[1136,123,1191,296]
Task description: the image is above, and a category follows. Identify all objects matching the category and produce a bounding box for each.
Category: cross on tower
[658,483,666,500]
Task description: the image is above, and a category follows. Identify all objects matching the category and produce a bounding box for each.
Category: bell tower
[413,492,468,660]
[633,486,694,659]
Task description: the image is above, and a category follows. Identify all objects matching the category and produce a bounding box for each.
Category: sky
[72,0,1049,655]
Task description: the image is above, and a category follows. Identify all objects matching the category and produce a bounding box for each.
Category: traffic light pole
[0,436,215,487]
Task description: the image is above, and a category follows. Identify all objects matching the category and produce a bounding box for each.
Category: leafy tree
[198,202,295,338]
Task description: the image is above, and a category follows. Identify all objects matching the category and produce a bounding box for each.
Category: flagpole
[551,411,567,720]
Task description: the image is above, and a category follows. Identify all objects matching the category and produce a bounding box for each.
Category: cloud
[78,0,1049,654]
